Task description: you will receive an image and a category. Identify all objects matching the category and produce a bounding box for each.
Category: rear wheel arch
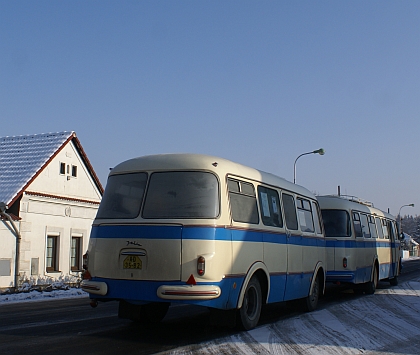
[237,262,270,309]
[304,263,325,312]
[364,260,379,295]
[311,262,326,297]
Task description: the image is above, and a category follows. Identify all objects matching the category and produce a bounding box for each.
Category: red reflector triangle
[186,274,196,285]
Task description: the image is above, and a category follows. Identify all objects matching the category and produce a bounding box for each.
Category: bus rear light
[343,258,348,268]
[197,256,205,276]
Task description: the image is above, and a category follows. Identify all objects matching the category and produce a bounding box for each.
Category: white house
[0,131,103,289]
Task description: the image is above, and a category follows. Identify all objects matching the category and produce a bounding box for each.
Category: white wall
[0,222,18,288]
[17,193,98,284]
[28,140,102,201]
[0,140,101,288]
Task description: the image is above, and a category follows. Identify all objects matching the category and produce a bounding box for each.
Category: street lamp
[293,148,325,184]
[398,203,415,235]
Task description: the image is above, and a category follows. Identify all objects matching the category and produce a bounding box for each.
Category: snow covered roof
[0,131,103,206]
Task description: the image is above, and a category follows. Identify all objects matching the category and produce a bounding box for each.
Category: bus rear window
[142,171,219,219]
[96,172,148,219]
[321,209,351,237]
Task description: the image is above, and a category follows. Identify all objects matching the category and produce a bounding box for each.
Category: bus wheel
[143,302,170,323]
[304,273,320,312]
[364,266,378,295]
[237,276,262,330]
[389,276,398,286]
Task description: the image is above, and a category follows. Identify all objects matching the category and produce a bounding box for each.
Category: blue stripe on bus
[326,239,397,249]
[91,225,325,248]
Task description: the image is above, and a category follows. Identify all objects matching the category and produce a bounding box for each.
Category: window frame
[228,178,259,225]
[143,171,220,219]
[257,185,283,228]
[46,235,59,273]
[353,212,363,238]
[71,165,77,178]
[70,236,82,271]
[296,197,315,233]
[281,193,298,231]
[321,209,351,237]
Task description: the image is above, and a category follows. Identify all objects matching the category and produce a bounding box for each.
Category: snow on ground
[0,286,87,304]
[2,259,420,354]
[161,276,420,355]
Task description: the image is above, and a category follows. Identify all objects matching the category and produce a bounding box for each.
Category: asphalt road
[1,259,419,355]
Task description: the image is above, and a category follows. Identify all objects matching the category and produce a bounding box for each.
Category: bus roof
[110,153,316,199]
[317,195,395,220]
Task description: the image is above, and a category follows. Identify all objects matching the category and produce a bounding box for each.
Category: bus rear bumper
[157,285,221,300]
[81,280,108,295]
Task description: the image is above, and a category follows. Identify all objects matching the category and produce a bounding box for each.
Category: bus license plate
[123,255,142,269]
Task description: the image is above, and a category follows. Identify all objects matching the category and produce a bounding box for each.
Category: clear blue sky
[1,1,419,216]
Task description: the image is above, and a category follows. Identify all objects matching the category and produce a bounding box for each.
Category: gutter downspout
[0,203,21,290]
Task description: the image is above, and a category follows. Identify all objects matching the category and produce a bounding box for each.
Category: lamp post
[293,148,325,184]
[398,203,414,235]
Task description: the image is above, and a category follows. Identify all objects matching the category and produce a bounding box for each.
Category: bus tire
[389,276,398,286]
[237,276,262,330]
[304,273,320,312]
[364,266,378,295]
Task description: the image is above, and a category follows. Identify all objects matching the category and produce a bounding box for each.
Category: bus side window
[257,186,283,228]
[360,214,371,238]
[353,212,363,238]
[297,197,314,233]
[376,218,384,239]
[282,193,298,230]
[388,221,397,241]
[368,215,379,239]
[228,178,259,224]
[383,219,390,239]
[312,201,323,235]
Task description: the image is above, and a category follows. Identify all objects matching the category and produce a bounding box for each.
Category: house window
[60,162,65,175]
[71,165,77,177]
[70,236,82,271]
[46,236,59,272]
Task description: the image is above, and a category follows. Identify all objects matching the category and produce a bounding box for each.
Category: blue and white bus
[81,154,326,330]
[317,195,400,294]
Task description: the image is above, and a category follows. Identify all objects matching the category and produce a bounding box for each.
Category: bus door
[388,221,400,277]
[358,213,370,283]
[282,193,304,301]
[258,186,287,303]
[297,198,318,293]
